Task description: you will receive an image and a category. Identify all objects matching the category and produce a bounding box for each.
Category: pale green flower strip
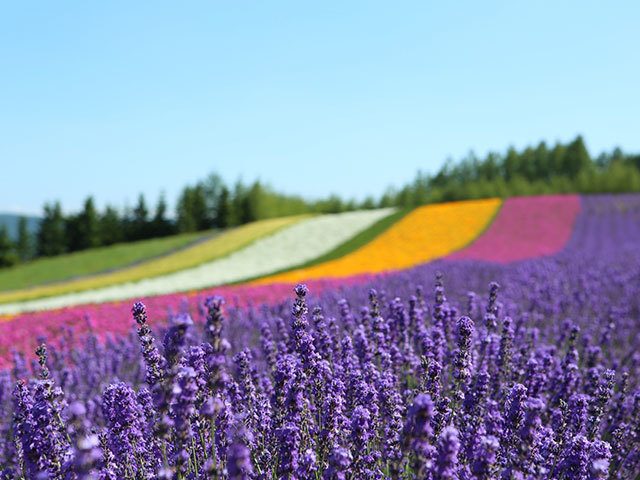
[0,208,395,314]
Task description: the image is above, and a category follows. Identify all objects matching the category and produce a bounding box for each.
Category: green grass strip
[0,231,209,292]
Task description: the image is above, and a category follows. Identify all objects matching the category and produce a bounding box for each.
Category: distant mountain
[0,213,41,241]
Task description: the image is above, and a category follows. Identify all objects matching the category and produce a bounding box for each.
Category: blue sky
[1,1,638,215]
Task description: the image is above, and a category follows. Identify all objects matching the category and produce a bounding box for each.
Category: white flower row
[0,208,395,314]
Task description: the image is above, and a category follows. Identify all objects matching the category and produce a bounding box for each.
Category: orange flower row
[255,198,502,284]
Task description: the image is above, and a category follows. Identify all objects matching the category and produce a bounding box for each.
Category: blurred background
[0,0,638,280]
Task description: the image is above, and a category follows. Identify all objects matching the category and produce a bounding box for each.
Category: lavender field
[1,194,639,479]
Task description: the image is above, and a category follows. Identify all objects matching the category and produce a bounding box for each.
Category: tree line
[380,136,640,207]
[1,135,639,268]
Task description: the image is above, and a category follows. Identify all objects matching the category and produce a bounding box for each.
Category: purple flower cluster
[0,194,638,479]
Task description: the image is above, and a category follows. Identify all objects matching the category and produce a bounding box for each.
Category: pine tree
[533,141,549,180]
[215,185,232,228]
[549,143,567,177]
[177,187,198,233]
[37,201,66,256]
[16,216,31,261]
[64,213,82,252]
[100,206,122,246]
[203,174,225,229]
[0,225,17,267]
[564,135,591,177]
[77,196,101,250]
[152,193,173,237]
[133,194,150,240]
[504,147,521,181]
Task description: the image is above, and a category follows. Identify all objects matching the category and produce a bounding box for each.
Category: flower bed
[255,198,501,284]
[445,194,581,263]
[0,214,309,305]
[0,195,639,478]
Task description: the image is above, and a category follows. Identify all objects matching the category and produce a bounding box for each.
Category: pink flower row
[0,275,373,370]
[445,194,581,263]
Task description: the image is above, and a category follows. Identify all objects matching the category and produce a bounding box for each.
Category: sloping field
[0,215,308,305]
[1,194,638,369]
[0,230,210,292]
[0,209,393,314]
[253,198,502,284]
[2,197,639,476]
[445,194,581,262]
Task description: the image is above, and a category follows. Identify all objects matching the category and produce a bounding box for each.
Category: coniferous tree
[244,181,263,223]
[230,180,248,227]
[37,201,66,256]
[203,174,224,229]
[177,186,208,232]
[100,206,122,246]
[533,141,549,180]
[564,135,591,177]
[16,216,31,261]
[519,146,536,180]
[77,196,101,250]
[132,194,150,240]
[215,185,232,228]
[177,187,197,233]
[64,213,82,252]
[152,193,174,237]
[549,143,567,177]
[0,225,17,267]
[504,147,520,181]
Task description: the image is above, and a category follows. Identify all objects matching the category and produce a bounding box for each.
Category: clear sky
[1,1,638,215]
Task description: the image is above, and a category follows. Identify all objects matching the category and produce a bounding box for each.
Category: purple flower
[434,426,460,480]
[227,439,253,480]
[404,393,435,476]
[324,446,352,480]
[101,382,149,477]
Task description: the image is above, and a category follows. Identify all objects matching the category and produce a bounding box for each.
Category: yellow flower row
[0,215,310,305]
[254,199,501,284]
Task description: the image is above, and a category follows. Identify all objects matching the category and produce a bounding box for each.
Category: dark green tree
[229,180,248,226]
[479,152,500,181]
[64,214,82,252]
[549,142,567,176]
[533,141,549,180]
[177,185,208,232]
[37,201,66,256]
[519,146,536,180]
[132,194,150,240]
[100,206,123,246]
[0,225,17,267]
[152,193,174,237]
[243,181,264,223]
[77,196,101,250]
[203,173,225,229]
[215,185,232,228]
[504,147,521,181]
[16,216,32,261]
[564,135,591,177]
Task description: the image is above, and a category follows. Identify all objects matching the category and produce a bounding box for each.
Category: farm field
[0,214,309,305]
[0,230,209,292]
[253,197,502,284]
[445,194,581,262]
[0,208,394,314]
[0,194,598,317]
[4,3,640,477]
[0,194,639,478]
